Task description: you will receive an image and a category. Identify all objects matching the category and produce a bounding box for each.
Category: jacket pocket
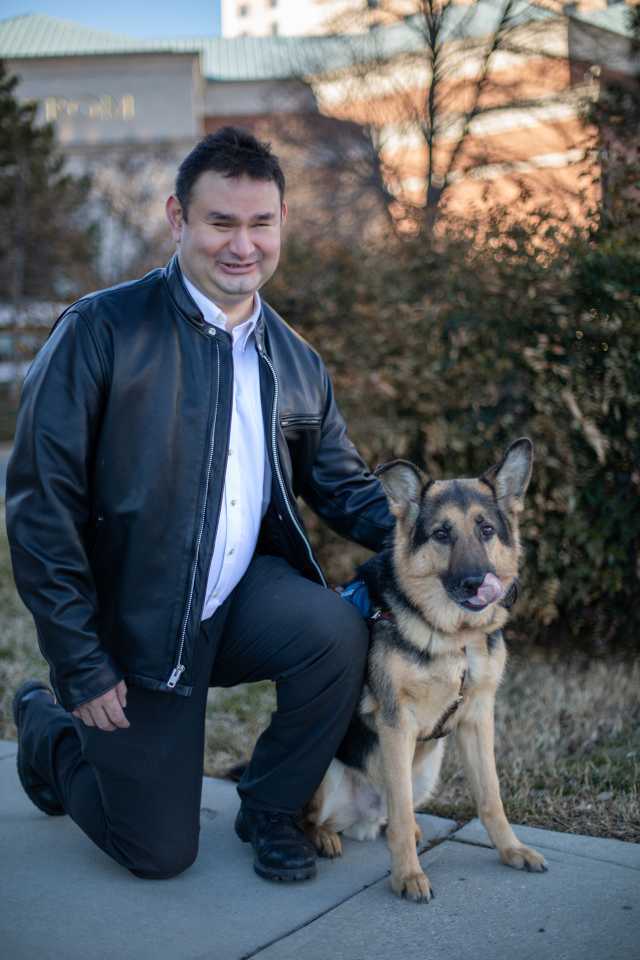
[279,416,322,493]
[280,414,322,430]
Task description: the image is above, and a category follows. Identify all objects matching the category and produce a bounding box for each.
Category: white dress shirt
[183,276,272,620]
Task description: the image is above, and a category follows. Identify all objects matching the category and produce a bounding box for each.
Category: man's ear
[166,195,184,243]
[375,459,426,524]
[281,200,288,226]
[482,438,533,514]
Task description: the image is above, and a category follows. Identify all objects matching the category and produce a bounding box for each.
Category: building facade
[221,0,352,38]
[0,4,637,246]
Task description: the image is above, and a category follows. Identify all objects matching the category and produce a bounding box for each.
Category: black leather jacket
[6,256,393,711]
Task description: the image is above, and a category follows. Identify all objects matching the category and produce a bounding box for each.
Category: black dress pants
[19,554,369,879]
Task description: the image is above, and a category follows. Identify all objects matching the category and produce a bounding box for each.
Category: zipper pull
[167,664,185,689]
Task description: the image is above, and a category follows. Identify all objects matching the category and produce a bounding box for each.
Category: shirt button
[228,449,233,457]
[207,327,216,337]
[231,499,238,506]
[228,548,235,557]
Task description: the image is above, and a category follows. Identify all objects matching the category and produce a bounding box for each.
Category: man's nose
[228,228,255,259]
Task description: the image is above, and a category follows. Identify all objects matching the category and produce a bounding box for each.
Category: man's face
[166,171,286,311]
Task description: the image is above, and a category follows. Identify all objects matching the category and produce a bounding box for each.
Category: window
[238,4,249,16]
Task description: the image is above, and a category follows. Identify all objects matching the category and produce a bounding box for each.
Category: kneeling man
[7,126,393,882]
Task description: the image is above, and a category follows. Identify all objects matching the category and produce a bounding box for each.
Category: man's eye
[481,524,495,539]
[433,529,450,543]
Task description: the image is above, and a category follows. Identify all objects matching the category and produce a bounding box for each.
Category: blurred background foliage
[0,61,98,302]
[266,206,639,654]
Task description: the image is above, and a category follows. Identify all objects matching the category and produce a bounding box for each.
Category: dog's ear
[482,438,533,514]
[375,459,426,523]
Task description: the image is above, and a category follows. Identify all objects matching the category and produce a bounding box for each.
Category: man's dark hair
[175,126,285,218]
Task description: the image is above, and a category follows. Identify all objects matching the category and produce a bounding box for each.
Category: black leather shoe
[12,680,65,816]
[234,806,317,882]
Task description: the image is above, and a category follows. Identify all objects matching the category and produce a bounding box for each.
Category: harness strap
[417,669,467,742]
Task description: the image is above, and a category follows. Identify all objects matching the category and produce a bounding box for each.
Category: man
[7,127,393,883]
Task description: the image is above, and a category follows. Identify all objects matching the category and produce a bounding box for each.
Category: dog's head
[376,438,533,632]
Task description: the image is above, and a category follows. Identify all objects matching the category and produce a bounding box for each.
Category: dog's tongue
[467,573,504,607]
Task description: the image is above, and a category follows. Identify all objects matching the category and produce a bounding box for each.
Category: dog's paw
[499,844,548,872]
[309,827,343,859]
[391,870,434,903]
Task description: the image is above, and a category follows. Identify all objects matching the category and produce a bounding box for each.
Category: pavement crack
[450,835,640,872]
[417,822,462,856]
[239,825,461,960]
[238,876,388,960]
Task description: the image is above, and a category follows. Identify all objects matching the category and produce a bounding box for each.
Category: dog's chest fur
[365,613,505,743]
[315,627,505,842]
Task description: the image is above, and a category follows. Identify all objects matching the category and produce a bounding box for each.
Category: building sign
[44,94,136,122]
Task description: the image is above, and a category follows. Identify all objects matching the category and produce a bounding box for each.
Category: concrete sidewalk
[1,738,638,960]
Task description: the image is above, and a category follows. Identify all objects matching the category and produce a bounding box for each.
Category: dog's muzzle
[449,572,505,612]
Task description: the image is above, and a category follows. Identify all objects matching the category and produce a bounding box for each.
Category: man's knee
[309,591,369,680]
[124,836,199,880]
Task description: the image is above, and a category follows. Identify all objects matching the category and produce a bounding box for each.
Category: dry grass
[1,508,637,842]
[431,651,640,843]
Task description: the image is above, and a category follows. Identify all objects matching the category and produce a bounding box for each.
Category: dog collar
[368,608,395,624]
[500,578,519,610]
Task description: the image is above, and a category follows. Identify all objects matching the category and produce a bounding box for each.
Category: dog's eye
[481,524,495,539]
[432,528,450,543]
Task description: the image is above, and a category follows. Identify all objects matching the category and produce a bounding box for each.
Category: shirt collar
[182,275,262,353]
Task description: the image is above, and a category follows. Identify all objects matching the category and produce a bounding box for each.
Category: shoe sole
[12,681,65,817]
[253,861,317,882]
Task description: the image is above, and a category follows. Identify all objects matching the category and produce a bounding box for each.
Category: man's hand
[72,680,130,732]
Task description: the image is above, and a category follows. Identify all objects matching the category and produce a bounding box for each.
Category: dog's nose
[461,576,485,597]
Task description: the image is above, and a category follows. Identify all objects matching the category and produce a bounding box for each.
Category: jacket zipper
[167,330,221,689]
[258,348,327,588]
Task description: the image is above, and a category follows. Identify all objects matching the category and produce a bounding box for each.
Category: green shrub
[266,216,640,652]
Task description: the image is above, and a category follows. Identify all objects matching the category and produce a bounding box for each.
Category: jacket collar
[164,253,268,350]
[164,254,203,327]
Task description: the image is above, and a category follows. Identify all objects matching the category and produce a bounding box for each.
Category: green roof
[0,5,630,83]
[0,13,166,57]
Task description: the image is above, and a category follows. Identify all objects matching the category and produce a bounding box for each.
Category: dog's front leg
[455,698,547,872]
[378,721,433,902]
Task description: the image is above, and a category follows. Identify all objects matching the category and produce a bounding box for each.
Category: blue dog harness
[338,578,374,618]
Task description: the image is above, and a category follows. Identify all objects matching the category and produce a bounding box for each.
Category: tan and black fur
[304,438,547,902]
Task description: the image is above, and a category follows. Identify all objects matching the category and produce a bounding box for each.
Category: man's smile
[218,260,259,274]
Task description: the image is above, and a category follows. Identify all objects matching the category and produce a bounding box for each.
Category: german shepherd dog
[304,438,547,902]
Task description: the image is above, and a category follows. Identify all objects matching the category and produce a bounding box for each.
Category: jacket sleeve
[5,309,122,711]
[301,366,394,551]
